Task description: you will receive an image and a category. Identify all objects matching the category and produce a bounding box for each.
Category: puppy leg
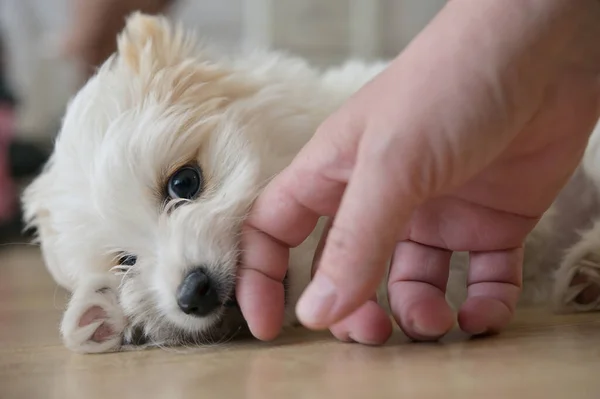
[60,274,126,353]
[553,219,600,313]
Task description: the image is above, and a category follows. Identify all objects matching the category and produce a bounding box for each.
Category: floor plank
[1,246,599,399]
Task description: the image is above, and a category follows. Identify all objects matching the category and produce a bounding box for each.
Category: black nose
[177,269,220,317]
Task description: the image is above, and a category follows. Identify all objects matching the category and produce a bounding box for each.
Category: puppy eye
[167,165,203,200]
[119,254,137,266]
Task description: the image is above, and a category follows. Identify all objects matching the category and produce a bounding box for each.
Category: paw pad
[570,272,600,305]
[561,253,600,311]
[78,305,117,343]
[61,276,126,353]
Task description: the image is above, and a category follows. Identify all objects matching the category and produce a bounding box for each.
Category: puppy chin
[160,300,223,332]
[139,305,248,347]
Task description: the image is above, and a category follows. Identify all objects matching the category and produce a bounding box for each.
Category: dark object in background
[1,47,50,178]
[0,132,48,243]
[0,78,15,105]
[1,33,50,176]
[0,37,49,244]
[8,139,49,178]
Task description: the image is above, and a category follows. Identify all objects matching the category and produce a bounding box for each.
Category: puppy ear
[116,12,196,73]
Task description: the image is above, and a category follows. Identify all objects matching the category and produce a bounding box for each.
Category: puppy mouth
[211,300,252,340]
[122,297,251,347]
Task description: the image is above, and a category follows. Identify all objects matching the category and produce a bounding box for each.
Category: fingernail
[411,321,438,340]
[296,274,337,328]
[411,320,451,341]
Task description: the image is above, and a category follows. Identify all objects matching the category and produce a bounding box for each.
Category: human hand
[237,0,600,344]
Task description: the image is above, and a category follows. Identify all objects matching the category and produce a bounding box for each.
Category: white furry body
[21,14,600,353]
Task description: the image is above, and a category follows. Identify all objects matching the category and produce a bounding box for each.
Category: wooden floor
[1,246,600,399]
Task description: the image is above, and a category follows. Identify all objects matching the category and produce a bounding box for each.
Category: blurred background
[0,0,446,243]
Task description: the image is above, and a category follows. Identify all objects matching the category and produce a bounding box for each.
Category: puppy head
[23,13,269,345]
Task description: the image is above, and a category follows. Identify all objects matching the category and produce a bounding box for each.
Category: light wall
[173,0,446,66]
[0,0,446,137]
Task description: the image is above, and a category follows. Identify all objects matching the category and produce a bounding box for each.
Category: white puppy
[21,13,600,353]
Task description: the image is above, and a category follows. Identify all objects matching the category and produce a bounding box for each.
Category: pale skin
[237,0,600,344]
[63,0,600,345]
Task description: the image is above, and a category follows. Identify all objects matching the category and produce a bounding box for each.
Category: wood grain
[1,246,599,399]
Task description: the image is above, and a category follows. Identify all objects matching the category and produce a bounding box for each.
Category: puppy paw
[61,275,126,353]
[554,250,600,313]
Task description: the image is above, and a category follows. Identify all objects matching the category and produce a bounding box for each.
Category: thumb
[295,0,554,329]
[237,106,366,340]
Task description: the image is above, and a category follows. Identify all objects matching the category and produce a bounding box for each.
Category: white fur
[21,13,600,353]
[60,274,126,353]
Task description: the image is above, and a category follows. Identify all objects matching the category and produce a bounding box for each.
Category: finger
[237,227,288,341]
[329,297,392,345]
[237,160,344,340]
[248,0,546,333]
[458,248,523,335]
[295,0,541,328]
[312,220,392,345]
[295,122,430,329]
[239,115,362,338]
[245,109,363,247]
[387,241,455,341]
